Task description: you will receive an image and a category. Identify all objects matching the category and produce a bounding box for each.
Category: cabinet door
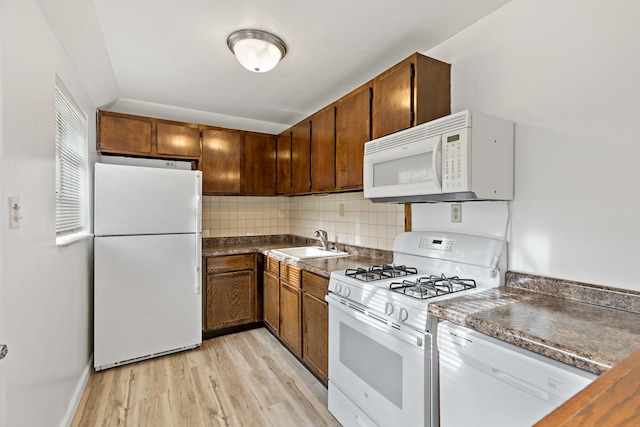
[201,128,242,194]
[372,56,414,139]
[302,291,328,384]
[156,121,200,158]
[301,271,329,383]
[310,105,336,192]
[205,269,255,331]
[244,133,277,195]
[336,83,371,190]
[290,120,311,194]
[280,281,301,357]
[263,270,280,334]
[276,131,292,194]
[98,111,152,155]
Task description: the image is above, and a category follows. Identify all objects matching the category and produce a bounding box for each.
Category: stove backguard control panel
[419,237,454,251]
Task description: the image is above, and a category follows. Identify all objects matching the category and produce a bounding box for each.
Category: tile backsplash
[202,192,404,250]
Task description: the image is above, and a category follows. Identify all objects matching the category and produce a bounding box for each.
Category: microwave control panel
[442,128,469,192]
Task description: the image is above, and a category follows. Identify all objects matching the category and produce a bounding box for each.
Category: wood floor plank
[72,328,339,426]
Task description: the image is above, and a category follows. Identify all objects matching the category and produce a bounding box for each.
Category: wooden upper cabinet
[244,133,277,195]
[201,127,243,194]
[310,105,336,192]
[97,111,201,159]
[290,119,311,194]
[276,131,292,195]
[156,120,200,158]
[98,111,152,155]
[372,52,451,139]
[336,82,372,190]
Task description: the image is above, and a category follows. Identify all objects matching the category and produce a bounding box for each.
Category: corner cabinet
[243,133,277,195]
[203,254,259,333]
[201,127,243,194]
[97,111,200,159]
[372,52,451,139]
[301,271,329,384]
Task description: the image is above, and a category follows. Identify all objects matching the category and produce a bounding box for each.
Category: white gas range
[326,231,507,427]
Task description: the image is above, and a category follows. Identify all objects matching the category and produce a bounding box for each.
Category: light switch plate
[9,197,20,229]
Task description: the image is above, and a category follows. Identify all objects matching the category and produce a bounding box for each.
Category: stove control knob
[385,303,394,315]
[334,283,342,294]
[399,308,409,322]
[344,287,351,297]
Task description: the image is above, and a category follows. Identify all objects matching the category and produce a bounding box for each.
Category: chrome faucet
[314,229,329,251]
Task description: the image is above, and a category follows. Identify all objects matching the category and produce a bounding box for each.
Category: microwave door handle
[432,137,442,191]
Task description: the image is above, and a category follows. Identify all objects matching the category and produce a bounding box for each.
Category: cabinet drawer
[302,270,329,301]
[281,264,301,288]
[265,256,279,275]
[206,254,254,273]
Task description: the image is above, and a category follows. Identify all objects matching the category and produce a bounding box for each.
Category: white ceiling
[40,0,512,130]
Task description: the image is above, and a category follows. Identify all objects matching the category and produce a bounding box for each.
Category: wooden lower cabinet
[203,254,258,332]
[301,271,329,384]
[262,256,328,384]
[279,264,302,357]
[263,258,280,334]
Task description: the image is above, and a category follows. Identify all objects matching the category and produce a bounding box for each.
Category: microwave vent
[365,110,471,155]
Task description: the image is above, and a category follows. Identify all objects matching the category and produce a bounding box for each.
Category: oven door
[327,295,430,427]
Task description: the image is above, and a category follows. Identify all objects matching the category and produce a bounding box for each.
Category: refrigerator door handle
[195,264,201,294]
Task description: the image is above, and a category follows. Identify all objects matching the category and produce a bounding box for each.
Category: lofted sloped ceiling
[39,0,512,131]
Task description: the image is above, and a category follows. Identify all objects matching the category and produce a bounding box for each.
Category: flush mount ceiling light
[227,29,287,73]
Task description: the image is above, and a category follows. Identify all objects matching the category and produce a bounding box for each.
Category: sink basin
[269,246,349,260]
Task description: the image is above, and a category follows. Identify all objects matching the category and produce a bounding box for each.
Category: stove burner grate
[345,264,418,282]
[389,274,476,300]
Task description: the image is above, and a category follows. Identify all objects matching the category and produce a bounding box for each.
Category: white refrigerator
[94,163,202,371]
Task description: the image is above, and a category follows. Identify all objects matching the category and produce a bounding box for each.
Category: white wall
[416,0,640,290]
[0,25,7,427]
[1,0,98,425]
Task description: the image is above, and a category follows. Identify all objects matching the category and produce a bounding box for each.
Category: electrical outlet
[451,204,462,223]
[339,203,345,217]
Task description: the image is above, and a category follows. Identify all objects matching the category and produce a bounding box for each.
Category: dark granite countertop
[429,272,640,375]
[202,235,392,278]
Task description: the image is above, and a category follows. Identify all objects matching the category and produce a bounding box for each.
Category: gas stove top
[328,231,507,332]
[345,264,418,282]
[389,274,477,300]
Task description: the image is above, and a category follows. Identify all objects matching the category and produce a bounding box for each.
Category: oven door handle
[327,296,424,348]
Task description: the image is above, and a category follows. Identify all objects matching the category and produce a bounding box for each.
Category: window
[55,75,89,244]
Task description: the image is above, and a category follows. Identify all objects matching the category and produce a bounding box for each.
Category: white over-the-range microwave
[363,109,514,203]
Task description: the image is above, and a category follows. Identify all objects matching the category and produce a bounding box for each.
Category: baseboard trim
[60,353,93,427]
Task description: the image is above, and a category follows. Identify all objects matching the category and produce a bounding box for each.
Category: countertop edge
[429,303,612,375]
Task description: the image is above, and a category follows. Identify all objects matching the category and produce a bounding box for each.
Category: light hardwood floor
[72,328,341,426]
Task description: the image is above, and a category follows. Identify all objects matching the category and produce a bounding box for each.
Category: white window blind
[55,76,89,241]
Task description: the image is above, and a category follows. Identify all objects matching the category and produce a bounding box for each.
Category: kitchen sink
[269,246,349,260]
